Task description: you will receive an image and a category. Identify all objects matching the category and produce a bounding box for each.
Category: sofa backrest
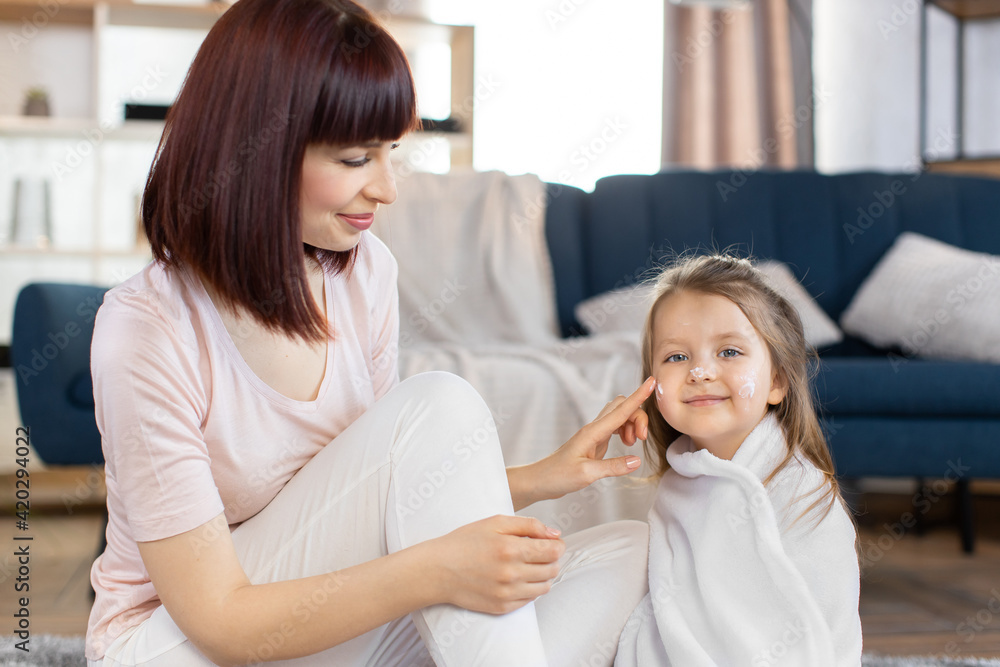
[545,170,1000,337]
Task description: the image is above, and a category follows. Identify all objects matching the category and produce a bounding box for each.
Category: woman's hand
[426,515,565,614]
[507,377,656,510]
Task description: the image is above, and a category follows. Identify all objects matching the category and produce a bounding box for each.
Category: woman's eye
[342,157,371,168]
[666,353,687,363]
[719,348,740,358]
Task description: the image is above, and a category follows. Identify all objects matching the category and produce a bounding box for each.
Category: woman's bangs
[310,26,420,146]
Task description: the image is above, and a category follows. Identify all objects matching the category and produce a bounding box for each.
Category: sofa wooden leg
[957,478,975,554]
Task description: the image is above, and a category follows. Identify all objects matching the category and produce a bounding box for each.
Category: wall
[814,0,1000,173]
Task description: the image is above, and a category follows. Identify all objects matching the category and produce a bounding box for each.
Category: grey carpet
[2,636,1000,666]
[0,635,85,666]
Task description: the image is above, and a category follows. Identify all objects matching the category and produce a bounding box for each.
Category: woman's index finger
[594,377,656,431]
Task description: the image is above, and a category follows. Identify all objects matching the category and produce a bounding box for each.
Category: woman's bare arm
[506,377,655,511]
[138,512,563,666]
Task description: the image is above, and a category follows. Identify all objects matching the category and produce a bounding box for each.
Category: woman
[86,1,651,665]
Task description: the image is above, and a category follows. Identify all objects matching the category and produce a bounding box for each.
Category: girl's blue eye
[666,353,687,363]
[719,348,740,358]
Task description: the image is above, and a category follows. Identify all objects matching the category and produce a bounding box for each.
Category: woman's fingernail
[546,526,561,537]
[626,456,641,469]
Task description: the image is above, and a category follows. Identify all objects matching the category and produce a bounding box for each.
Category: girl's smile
[652,290,786,460]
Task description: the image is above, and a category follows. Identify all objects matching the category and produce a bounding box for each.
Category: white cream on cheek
[738,368,757,400]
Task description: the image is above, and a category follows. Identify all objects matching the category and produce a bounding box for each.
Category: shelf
[0,0,228,26]
[928,0,1000,19]
[0,116,165,140]
[924,157,1000,179]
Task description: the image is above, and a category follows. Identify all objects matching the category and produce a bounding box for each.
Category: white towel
[616,413,862,667]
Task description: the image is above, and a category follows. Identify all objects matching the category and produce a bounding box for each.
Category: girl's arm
[507,377,655,511]
[138,512,563,666]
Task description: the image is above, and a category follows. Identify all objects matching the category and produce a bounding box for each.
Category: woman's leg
[97,372,548,667]
[535,521,649,667]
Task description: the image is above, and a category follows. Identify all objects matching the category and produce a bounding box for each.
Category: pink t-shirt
[85,234,399,660]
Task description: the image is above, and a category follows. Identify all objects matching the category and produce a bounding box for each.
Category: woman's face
[299,141,399,252]
[650,290,786,460]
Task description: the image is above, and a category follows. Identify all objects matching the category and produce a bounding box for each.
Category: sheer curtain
[661,0,814,170]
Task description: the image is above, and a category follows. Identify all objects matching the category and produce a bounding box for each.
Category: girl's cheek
[655,380,668,413]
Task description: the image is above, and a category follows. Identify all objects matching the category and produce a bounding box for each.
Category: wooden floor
[1,474,999,658]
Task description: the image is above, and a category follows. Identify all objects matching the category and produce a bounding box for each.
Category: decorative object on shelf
[22,87,50,117]
[125,103,171,121]
[10,177,53,249]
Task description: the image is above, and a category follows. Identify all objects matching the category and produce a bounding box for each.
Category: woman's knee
[394,372,495,432]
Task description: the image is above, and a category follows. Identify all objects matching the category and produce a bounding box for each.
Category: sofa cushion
[816,357,1000,417]
[840,232,1000,363]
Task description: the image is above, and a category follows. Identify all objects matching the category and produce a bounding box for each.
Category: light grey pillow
[574,260,843,349]
[755,261,843,349]
[840,232,1000,362]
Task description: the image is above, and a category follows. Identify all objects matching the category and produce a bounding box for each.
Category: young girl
[615,254,863,666]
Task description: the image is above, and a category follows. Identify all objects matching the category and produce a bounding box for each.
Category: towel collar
[665,411,787,483]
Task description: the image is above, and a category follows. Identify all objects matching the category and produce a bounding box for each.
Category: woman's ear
[767,369,788,406]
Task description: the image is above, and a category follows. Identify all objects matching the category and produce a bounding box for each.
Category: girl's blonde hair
[640,252,843,521]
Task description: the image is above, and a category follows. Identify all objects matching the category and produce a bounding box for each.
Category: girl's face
[299,141,399,252]
[650,290,786,460]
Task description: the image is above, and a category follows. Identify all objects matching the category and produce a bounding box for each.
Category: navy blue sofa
[12,170,999,548]
[544,170,1000,502]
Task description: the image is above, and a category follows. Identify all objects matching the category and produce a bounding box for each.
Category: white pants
[90,372,649,667]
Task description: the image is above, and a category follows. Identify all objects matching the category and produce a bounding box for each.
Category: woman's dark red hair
[142,0,419,341]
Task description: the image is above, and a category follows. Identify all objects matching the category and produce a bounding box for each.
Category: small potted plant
[23,87,50,117]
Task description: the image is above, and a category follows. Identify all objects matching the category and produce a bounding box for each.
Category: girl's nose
[687,362,715,382]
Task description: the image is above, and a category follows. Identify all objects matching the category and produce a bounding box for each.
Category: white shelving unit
[0,0,474,345]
